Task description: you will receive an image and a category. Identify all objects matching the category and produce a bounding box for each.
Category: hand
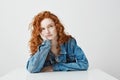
[40,33,48,41]
[41,66,53,72]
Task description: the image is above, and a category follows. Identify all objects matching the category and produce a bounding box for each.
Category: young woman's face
[40,18,57,40]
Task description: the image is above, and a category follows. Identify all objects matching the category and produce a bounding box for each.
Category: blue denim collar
[60,44,67,54]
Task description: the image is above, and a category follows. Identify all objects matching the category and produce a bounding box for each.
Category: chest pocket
[67,53,76,63]
[56,54,67,63]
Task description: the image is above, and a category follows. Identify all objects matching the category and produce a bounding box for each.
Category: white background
[0,0,120,79]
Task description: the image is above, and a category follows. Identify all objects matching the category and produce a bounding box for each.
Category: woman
[26,11,89,73]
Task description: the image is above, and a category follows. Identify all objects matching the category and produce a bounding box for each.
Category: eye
[41,28,45,30]
[48,25,53,28]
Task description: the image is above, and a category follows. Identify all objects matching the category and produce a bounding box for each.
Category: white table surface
[0,68,118,80]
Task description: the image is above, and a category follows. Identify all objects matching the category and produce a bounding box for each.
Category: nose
[45,28,50,34]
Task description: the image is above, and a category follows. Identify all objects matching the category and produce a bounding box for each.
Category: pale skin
[40,18,59,72]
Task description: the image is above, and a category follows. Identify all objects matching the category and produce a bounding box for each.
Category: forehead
[41,18,54,28]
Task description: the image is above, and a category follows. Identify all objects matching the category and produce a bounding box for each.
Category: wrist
[42,40,51,46]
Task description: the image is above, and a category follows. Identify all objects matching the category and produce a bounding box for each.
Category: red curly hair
[29,11,71,55]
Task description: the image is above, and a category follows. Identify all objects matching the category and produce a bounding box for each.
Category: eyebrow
[47,23,54,27]
[41,22,55,28]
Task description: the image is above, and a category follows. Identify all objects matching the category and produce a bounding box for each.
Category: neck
[51,36,58,46]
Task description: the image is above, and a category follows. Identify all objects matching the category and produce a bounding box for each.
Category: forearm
[26,40,51,73]
[53,62,88,71]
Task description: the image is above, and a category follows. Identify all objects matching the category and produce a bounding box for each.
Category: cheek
[54,30,58,37]
[41,31,45,36]
[52,29,57,35]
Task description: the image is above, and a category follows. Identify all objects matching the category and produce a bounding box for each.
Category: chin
[47,37,53,40]
[47,36,56,40]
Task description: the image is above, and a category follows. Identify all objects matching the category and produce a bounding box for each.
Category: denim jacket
[26,38,89,73]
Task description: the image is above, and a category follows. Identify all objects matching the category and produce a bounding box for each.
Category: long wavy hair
[29,11,71,55]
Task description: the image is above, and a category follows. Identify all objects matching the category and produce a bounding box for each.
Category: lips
[46,34,52,37]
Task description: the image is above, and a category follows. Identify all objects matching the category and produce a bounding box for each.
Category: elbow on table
[85,63,89,70]
[26,66,41,73]
[78,61,89,71]
[83,62,89,70]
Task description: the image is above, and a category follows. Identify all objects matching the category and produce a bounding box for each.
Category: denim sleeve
[26,40,51,73]
[53,38,89,71]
